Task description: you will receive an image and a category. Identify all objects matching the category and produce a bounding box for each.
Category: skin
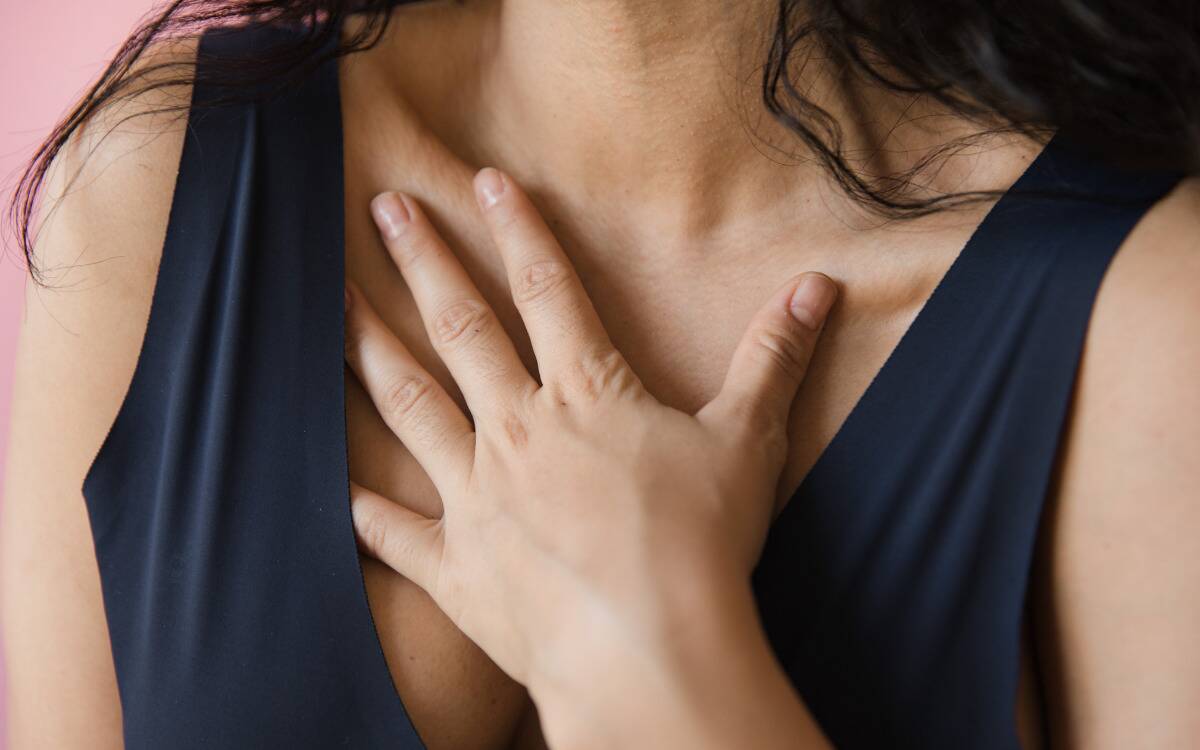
[3,0,1198,748]
[345,171,838,748]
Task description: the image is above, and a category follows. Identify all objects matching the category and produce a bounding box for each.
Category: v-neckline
[769,135,1059,527]
[328,15,431,750]
[324,10,1059,742]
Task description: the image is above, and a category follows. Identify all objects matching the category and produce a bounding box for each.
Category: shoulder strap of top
[82,20,425,748]
[753,135,1183,747]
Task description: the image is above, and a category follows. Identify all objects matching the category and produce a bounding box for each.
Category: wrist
[527,574,828,750]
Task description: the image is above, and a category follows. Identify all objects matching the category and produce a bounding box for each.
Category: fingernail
[789,273,836,330]
[371,192,410,239]
[474,167,505,210]
[344,281,353,311]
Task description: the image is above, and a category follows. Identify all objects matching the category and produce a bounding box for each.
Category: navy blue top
[80,19,1184,750]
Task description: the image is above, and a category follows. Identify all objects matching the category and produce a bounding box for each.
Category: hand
[343,167,837,746]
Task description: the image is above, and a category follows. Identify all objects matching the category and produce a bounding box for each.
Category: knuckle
[562,347,635,401]
[753,325,809,382]
[356,505,392,558]
[721,397,788,459]
[513,260,571,305]
[501,411,529,449]
[726,393,769,432]
[722,393,763,428]
[757,421,790,463]
[431,300,493,346]
[380,372,433,422]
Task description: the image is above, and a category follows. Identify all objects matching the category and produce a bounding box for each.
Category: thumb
[700,272,838,441]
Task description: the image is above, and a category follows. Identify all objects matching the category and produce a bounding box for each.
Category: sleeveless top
[80,19,1185,750]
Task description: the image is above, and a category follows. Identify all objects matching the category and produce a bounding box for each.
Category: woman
[2,0,1197,748]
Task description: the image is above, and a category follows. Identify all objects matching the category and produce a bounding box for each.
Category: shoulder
[30,33,200,296]
[1063,175,1200,485]
[0,34,201,746]
[12,32,201,480]
[1036,175,1200,746]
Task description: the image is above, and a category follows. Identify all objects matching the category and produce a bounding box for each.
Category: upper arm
[1036,177,1200,748]
[0,37,197,749]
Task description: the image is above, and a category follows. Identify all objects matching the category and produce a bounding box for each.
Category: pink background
[1,1,161,741]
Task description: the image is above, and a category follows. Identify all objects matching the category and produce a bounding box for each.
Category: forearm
[528,577,831,750]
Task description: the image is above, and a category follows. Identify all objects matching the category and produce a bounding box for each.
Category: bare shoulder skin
[1034,176,1200,747]
[0,37,198,748]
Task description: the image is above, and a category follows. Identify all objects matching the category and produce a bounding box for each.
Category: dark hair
[7,0,1199,285]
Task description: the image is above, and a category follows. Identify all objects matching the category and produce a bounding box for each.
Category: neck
[466,0,835,244]
[372,0,1028,250]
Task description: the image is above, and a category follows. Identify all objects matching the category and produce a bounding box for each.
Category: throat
[338,0,1048,521]
[361,0,845,240]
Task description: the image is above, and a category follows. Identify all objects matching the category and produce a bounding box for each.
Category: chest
[342,156,970,504]
[341,170,1049,749]
[337,74,1052,750]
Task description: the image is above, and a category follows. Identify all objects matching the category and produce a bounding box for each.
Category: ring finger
[344,279,474,489]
